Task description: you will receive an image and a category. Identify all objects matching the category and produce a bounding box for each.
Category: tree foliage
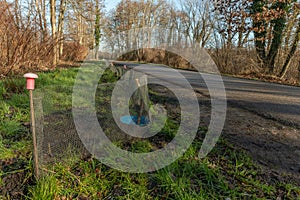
[214,0,252,47]
[250,0,299,74]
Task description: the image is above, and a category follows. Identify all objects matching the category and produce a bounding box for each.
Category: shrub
[0,3,55,76]
[61,42,89,62]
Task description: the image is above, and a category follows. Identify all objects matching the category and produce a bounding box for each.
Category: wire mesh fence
[32,64,186,175]
[34,83,161,175]
[33,85,87,175]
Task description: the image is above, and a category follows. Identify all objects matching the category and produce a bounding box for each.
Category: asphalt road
[112,61,300,129]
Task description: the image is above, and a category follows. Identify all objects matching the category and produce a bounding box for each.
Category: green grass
[0,66,80,199]
[28,175,61,200]
[1,62,299,199]
[26,139,300,199]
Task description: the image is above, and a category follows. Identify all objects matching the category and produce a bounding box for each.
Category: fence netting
[33,65,178,176]
[34,85,87,175]
[34,82,122,175]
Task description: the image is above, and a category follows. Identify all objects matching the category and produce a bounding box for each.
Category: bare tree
[50,0,57,67]
[179,0,214,47]
[58,0,67,58]
[94,0,102,59]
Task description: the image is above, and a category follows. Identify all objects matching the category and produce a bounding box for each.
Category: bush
[118,47,299,83]
[118,48,194,70]
[209,47,260,75]
[0,3,55,76]
[61,42,89,62]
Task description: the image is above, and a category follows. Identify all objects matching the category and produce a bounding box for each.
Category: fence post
[24,73,39,179]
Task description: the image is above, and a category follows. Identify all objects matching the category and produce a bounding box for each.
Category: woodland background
[0,0,299,83]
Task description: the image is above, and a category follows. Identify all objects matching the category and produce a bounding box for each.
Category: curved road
[112,61,300,129]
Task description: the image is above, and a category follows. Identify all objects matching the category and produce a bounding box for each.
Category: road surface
[112,61,300,129]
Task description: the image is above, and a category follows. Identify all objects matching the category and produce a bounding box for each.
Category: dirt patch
[0,156,34,199]
[197,96,300,185]
[224,106,300,184]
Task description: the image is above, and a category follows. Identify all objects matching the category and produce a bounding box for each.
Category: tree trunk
[58,0,67,59]
[50,0,57,67]
[35,0,43,41]
[14,0,20,28]
[41,0,48,39]
[280,19,300,79]
[253,21,267,66]
[266,16,286,74]
[251,0,267,69]
[94,0,101,60]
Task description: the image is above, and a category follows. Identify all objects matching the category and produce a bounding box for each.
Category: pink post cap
[24,73,38,90]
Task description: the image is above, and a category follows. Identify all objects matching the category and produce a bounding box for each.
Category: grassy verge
[0,62,299,199]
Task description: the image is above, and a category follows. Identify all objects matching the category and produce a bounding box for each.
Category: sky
[105,1,121,11]
[104,0,180,11]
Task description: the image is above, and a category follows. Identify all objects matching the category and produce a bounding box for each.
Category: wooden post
[135,78,142,125]
[30,90,39,178]
[24,73,39,179]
